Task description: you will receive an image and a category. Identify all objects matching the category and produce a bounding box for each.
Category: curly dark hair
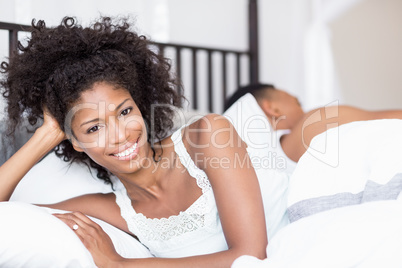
[0,16,183,185]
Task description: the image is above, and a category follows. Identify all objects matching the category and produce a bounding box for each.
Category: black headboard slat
[221,52,228,108]
[207,51,213,112]
[191,49,199,110]
[249,0,259,84]
[236,53,242,89]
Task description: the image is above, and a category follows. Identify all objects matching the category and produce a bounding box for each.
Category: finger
[70,211,96,225]
[53,213,112,256]
[42,105,49,114]
[54,212,101,234]
[53,213,90,230]
[42,106,53,121]
[53,213,83,231]
[69,212,102,233]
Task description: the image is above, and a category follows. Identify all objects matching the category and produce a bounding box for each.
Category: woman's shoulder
[191,113,232,129]
[179,113,235,154]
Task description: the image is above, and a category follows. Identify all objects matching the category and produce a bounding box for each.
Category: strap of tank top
[171,125,211,193]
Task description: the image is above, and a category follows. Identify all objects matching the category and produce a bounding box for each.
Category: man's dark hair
[224,83,276,111]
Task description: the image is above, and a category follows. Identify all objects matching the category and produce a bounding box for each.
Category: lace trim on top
[114,125,216,248]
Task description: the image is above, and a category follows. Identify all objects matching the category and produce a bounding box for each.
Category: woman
[0,17,267,267]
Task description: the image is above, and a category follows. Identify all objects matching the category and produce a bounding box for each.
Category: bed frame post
[249,0,259,84]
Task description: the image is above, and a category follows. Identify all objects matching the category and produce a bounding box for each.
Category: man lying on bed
[224,83,402,169]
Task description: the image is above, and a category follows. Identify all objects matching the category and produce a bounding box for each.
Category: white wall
[329,0,402,110]
[168,0,247,50]
[258,0,402,111]
[258,0,311,103]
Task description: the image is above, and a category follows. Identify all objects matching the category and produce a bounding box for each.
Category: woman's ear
[70,137,84,152]
[259,99,282,119]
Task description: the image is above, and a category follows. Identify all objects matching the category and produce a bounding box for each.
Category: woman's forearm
[112,247,262,268]
[0,128,62,201]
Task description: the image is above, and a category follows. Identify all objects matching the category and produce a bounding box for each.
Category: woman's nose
[108,118,127,145]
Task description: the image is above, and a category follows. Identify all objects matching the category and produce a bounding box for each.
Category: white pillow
[223,93,291,239]
[10,151,123,204]
[0,202,153,268]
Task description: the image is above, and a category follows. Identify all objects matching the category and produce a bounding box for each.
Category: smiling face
[68,82,151,175]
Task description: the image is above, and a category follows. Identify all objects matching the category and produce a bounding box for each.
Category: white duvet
[233,200,402,268]
[233,119,402,267]
[288,119,402,222]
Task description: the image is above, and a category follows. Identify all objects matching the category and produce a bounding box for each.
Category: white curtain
[303,0,364,109]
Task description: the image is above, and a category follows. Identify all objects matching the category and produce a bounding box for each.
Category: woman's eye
[87,125,100,134]
[120,107,132,117]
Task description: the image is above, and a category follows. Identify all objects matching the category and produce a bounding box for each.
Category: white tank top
[113,126,228,258]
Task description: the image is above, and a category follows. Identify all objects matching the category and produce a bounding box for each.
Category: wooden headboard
[0,0,259,114]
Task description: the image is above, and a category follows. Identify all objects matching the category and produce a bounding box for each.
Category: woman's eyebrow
[114,98,130,111]
[79,99,131,127]
[80,118,99,127]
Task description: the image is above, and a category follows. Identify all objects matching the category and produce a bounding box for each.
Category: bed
[2,1,402,267]
[3,96,402,268]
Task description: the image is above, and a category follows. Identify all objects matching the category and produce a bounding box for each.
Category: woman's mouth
[111,137,140,160]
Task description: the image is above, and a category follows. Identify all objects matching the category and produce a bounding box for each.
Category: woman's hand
[36,107,66,145]
[53,212,124,268]
[0,107,67,201]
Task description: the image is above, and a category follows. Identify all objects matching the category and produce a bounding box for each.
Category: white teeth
[114,142,138,157]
